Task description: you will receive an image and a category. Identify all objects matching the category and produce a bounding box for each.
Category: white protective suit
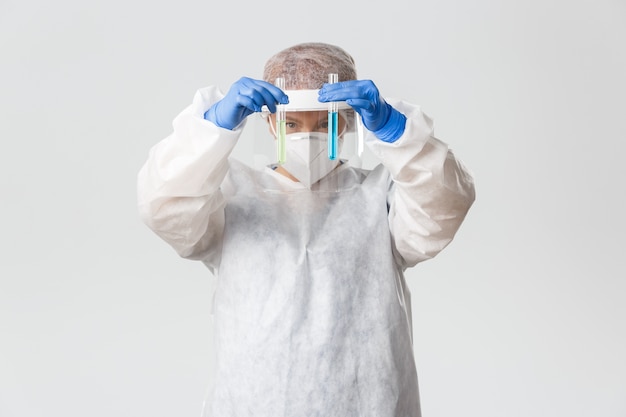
[137,86,476,417]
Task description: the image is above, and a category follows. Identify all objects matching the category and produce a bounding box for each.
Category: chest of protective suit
[220,166,391,278]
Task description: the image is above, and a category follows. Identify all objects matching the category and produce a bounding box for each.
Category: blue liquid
[328,111,338,160]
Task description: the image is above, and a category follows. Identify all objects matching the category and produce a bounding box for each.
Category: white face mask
[280,132,343,188]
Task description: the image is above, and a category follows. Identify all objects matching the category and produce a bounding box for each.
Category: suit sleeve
[137,86,244,268]
[365,99,476,269]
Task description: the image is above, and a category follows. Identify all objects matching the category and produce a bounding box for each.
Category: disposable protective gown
[137,86,475,417]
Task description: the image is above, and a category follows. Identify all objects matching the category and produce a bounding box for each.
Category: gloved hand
[204,77,288,130]
[318,80,406,143]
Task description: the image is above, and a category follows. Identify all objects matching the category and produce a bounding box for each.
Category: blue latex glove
[204,77,288,130]
[318,80,406,143]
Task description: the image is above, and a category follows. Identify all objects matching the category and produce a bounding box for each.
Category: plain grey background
[1,0,625,416]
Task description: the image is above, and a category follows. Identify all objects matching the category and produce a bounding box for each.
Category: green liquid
[277,120,287,164]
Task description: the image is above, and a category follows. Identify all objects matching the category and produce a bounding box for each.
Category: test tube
[327,73,339,160]
[275,77,287,164]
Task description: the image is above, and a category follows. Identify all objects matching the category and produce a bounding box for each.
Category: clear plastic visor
[234,89,363,192]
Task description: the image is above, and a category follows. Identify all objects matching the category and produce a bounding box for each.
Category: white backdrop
[1,1,625,416]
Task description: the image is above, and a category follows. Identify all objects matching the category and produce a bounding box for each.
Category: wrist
[373,106,406,143]
[204,103,237,130]
[204,104,218,123]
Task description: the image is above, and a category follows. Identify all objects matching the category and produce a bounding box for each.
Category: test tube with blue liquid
[327,73,339,160]
[275,77,287,164]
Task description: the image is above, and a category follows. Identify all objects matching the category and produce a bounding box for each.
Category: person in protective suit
[137,42,476,417]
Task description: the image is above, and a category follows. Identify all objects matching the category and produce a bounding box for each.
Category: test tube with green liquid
[275,77,287,164]
[327,73,339,160]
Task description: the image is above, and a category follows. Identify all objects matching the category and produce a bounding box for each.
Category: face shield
[244,88,364,192]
